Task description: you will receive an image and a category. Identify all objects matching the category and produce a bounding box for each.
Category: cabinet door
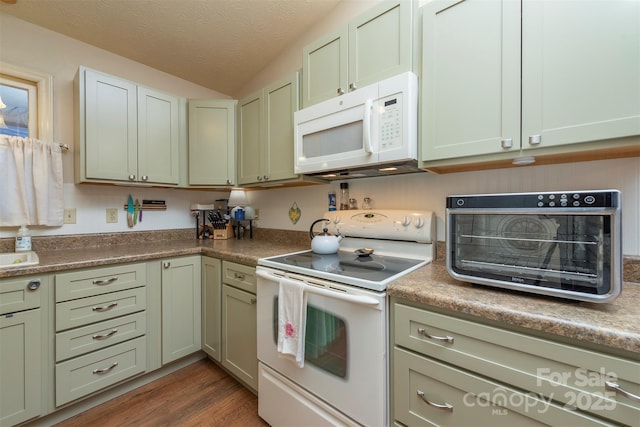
[84,68,138,181]
[302,27,348,107]
[237,90,264,185]
[0,309,41,426]
[137,86,180,185]
[221,284,257,391]
[161,256,201,364]
[188,100,237,186]
[521,0,640,151]
[264,71,299,182]
[421,0,521,162]
[349,0,414,91]
[202,257,221,361]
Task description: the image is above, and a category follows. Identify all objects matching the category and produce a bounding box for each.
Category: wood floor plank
[54,359,268,427]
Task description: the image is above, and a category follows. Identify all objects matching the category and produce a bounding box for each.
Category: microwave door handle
[256,269,380,307]
[363,99,373,153]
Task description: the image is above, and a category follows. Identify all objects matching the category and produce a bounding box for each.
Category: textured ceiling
[0,0,342,96]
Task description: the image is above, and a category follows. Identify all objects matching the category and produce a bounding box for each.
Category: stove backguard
[446,190,622,303]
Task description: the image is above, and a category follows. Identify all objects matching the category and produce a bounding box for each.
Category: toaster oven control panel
[447,190,620,209]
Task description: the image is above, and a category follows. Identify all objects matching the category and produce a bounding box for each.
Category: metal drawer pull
[250,298,257,305]
[92,302,118,312]
[233,272,246,280]
[92,362,118,375]
[605,381,640,403]
[417,327,454,343]
[92,277,118,286]
[417,390,453,412]
[92,329,118,340]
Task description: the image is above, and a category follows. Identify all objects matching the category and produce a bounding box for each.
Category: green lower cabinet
[391,299,640,426]
[161,256,202,365]
[202,257,222,361]
[0,308,42,426]
[221,261,257,391]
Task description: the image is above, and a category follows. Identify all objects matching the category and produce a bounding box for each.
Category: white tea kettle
[310,218,343,254]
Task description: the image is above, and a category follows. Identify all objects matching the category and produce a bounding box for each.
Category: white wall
[1,7,639,256]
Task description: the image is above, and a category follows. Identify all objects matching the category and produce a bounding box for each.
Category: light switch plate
[106,208,118,223]
[63,208,76,224]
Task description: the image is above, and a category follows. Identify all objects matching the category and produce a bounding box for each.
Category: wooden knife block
[213,223,232,240]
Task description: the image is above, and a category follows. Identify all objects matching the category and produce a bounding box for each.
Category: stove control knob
[401,216,411,227]
[414,217,425,229]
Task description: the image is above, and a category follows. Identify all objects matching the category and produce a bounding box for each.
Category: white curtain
[0,135,64,226]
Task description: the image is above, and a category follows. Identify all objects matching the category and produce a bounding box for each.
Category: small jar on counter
[340,183,349,210]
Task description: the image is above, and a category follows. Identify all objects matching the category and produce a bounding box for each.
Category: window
[0,62,53,141]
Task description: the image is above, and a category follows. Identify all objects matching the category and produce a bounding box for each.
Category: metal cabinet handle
[92,302,118,312]
[250,298,257,305]
[233,272,246,280]
[417,390,453,412]
[257,176,263,181]
[606,381,640,403]
[141,175,148,181]
[417,327,454,343]
[337,87,345,95]
[92,277,118,286]
[163,262,171,269]
[93,361,118,375]
[349,82,357,91]
[226,179,232,185]
[501,138,513,149]
[128,174,136,181]
[263,175,269,181]
[93,329,118,340]
[27,280,40,291]
[528,134,542,145]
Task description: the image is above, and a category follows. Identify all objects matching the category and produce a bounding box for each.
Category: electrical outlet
[254,208,260,220]
[63,208,76,224]
[106,208,118,223]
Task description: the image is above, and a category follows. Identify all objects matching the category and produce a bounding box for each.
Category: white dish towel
[277,277,308,368]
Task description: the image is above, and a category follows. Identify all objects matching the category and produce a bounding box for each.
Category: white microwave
[294,72,419,179]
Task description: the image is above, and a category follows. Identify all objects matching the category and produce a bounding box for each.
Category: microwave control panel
[378,94,402,151]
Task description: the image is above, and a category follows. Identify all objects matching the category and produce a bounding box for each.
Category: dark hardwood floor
[55,359,269,427]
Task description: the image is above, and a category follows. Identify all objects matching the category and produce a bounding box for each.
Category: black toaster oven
[446,190,622,303]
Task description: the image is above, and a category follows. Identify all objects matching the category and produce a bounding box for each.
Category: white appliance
[294,72,420,180]
[257,209,435,426]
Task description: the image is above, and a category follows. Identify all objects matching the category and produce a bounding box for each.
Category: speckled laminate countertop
[1,236,638,355]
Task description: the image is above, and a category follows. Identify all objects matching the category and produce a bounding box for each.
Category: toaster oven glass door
[448,212,618,297]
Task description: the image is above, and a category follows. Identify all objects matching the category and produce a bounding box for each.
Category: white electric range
[257,209,435,427]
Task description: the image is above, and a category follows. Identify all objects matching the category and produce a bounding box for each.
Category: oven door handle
[256,270,380,307]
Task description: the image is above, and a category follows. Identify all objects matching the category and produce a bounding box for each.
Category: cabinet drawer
[394,303,640,426]
[222,261,256,293]
[55,336,146,406]
[0,275,43,315]
[56,311,147,362]
[55,263,146,302]
[394,348,608,427]
[56,287,146,332]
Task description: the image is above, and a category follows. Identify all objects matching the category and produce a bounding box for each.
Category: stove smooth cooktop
[259,249,426,291]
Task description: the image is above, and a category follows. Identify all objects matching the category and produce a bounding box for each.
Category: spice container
[340,183,349,210]
[328,191,336,211]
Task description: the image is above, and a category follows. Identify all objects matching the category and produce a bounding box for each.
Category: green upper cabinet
[138,87,180,185]
[75,66,180,186]
[188,99,237,187]
[521,0,640,152]
[302,0,415,107]
[420,0,521,162]
[238,72,300,186]
[420,0,640,170]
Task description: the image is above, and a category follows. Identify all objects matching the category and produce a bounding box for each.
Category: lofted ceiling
[0,0,343,96]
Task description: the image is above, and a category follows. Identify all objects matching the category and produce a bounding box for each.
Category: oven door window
[272,297,347,378]
[450,213,613,294]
